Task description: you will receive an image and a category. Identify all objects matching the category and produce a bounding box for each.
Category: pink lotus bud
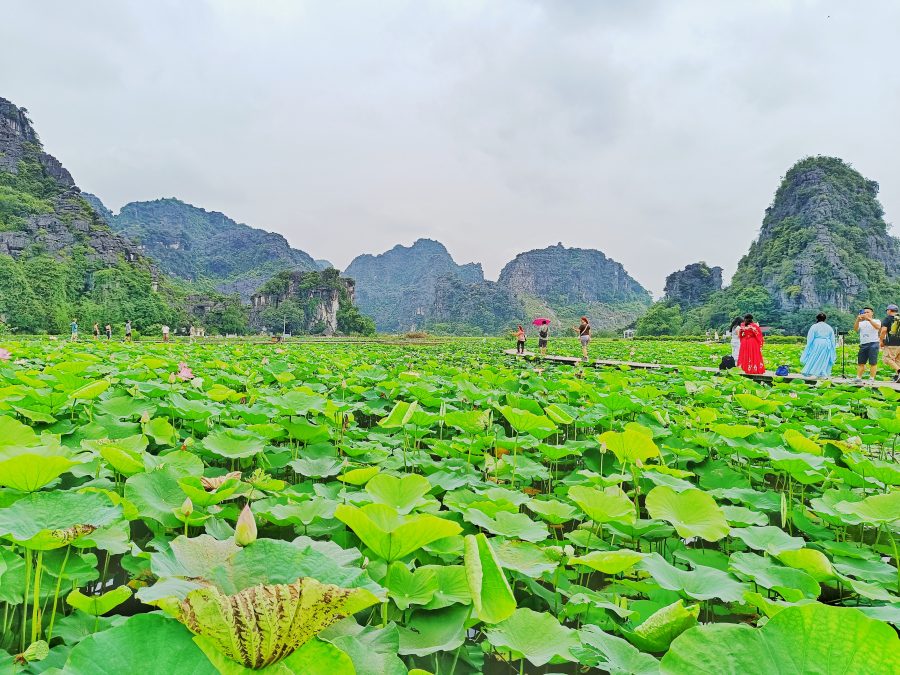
[181,497,194,517]
[0,348,10,361]
[234,504,257,547]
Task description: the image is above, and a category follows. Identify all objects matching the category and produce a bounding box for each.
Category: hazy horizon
[4,0,900,296]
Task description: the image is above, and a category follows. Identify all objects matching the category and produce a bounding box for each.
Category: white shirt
[859,318,881,344]
[162,325,169,334]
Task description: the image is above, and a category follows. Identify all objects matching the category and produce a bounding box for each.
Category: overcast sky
[3,0,900,295]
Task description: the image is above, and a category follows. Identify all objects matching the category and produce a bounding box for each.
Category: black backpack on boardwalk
[719,355,736,370]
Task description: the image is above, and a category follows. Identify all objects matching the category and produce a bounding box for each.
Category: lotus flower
[177,362,194,380]
[200,471,242,491]
[180,497,194,518]
[176,578,378,669]
[0,347,10,360]
[234,504,257,546]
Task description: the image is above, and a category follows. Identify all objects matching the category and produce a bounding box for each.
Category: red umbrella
[532,318,551,326]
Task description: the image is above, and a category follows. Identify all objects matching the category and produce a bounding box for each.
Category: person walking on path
[70,319,78,341]
[737,314,765,374]
[93,322,100,339]
[879,303,900,381]
[577,317,591,360]
[729,317,743,362]
[854,307,881,380]
[538,323,550,356]
[162,324,170,343]
[800,313,836,377]
[515,325,526,354]
[124,320,133,343]
[105,324,112,340]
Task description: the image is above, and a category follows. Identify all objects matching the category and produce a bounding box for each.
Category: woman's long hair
[729,316,743,331]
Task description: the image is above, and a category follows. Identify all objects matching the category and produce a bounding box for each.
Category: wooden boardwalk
[502,349,900,391]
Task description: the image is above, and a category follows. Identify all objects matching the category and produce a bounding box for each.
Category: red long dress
[738,322,765,374]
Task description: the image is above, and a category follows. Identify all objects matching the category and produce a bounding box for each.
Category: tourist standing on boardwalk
[880,304,900,381]
[737,314,765,374]
[515,325,526,354]
[800,313,836,377]
[70,319,78,341]
[124,320,133,343]
[729,317,743,361]
[538,323,549,356]
[854,307,880,381]
[93,322,100,339]
[105,324,112,340]
[162,324,170,343]
[577,317,591,360]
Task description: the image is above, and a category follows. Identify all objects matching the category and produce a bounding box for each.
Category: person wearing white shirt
[853,307,881,380]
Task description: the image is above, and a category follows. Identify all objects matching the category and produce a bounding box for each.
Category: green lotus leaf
[66,585,133,616]
[835,490,900,524]
[598,427,660,465]
[645,486,729,542]
[624,599,700,652]
[174,577,378,669]
[178,476,241,508]
[143,416,178,445]
[526,498,579,523]
[464,509,549,543]
[323,623,407,675]
[281,417,330,444]
[338,466,380,485]
[385,562,438,610]
[573,625,659,674]
[203,428,266,459]
[398,604,469,657]
[0,491,121,550]
[568,549,645,575]
[289,456,344,478]
[638,553,748,602]
[721,505,768,527]
[0,414,40,447]
[729,552,820,602]
[710,423,761,439]
[124,465,188,528]
[776,548,835,582]
[69,379,110,401]
[196,636,355,675]
[729,526,805,555]
[568,485,636,524]
[365,472,431,514]
[497,405,557,439]
[86,435,147,477]
[443,409,490,434]
[63,613,218,674]
[379,400,419,429]
[783,429,822,455]
[0,453,76,491]
[494,541,559,578]
[335,503,462,561]
[464,533,516,624]
[660,603,900,674]
[485,607,579,666]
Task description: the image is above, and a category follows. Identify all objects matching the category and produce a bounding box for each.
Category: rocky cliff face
[729,156,900,311]
[663,262,722,307]
[344,238,484,332]
[85,196,319,301]
[248,268,357,336]
[0,98,143,266]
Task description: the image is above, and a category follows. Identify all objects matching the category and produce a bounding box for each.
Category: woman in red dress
[738,314,765,374]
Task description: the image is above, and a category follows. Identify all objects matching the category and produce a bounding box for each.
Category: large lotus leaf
[465,508,549,542]
[281,417,330,444]
[289,456,344,478]
[69,379,110,401]
[385,563,438,610]
[464,533,516,623]
[178,476,241,508]
[174,577,378,669]
[334,503,462,561]
[729,526,805,555]
[196,635,354,675]
[835,490,900,524]
[85,435,148,477]
[63,613,217,674]
[526,498,579,523]
[638,553,748,602]
[729,552,820,602]
[0,491,121,550]
[782,429,822,455]
[624,599,699,652]
[398,604,469,657]
[124,465,187,528]
[776,548,835,582]
[168,393,221,421]
[569,549,644,575]
[645,486,729,542]
[494,541,559,578]
[443,409,490,434]
[573,625,659,674]
[203,428,266,459]
[497,405,557,439]
[365,473,431,514]
[598,427,660,465]
[568,485,636,524]
[420,564,472,608]
[485,607,579,666]
[143,416,178,446]
[0,453,77,491]
[660,603,900,674]
[0,414,40,447]
[66,586,133,616]
[324,622,407,675]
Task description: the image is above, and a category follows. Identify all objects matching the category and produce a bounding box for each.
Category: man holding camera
[880,304,900,382]
[854,307,881,381]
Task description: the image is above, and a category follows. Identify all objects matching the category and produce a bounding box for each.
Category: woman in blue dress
[800,313,836,377]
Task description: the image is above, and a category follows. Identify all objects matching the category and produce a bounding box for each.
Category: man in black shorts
[854,307,881,381]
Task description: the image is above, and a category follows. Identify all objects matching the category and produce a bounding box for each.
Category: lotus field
[1,337,900,674]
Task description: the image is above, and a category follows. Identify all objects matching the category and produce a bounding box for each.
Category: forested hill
[639,156,900,336]
[84,195,319,301]
[0,97,176,333]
